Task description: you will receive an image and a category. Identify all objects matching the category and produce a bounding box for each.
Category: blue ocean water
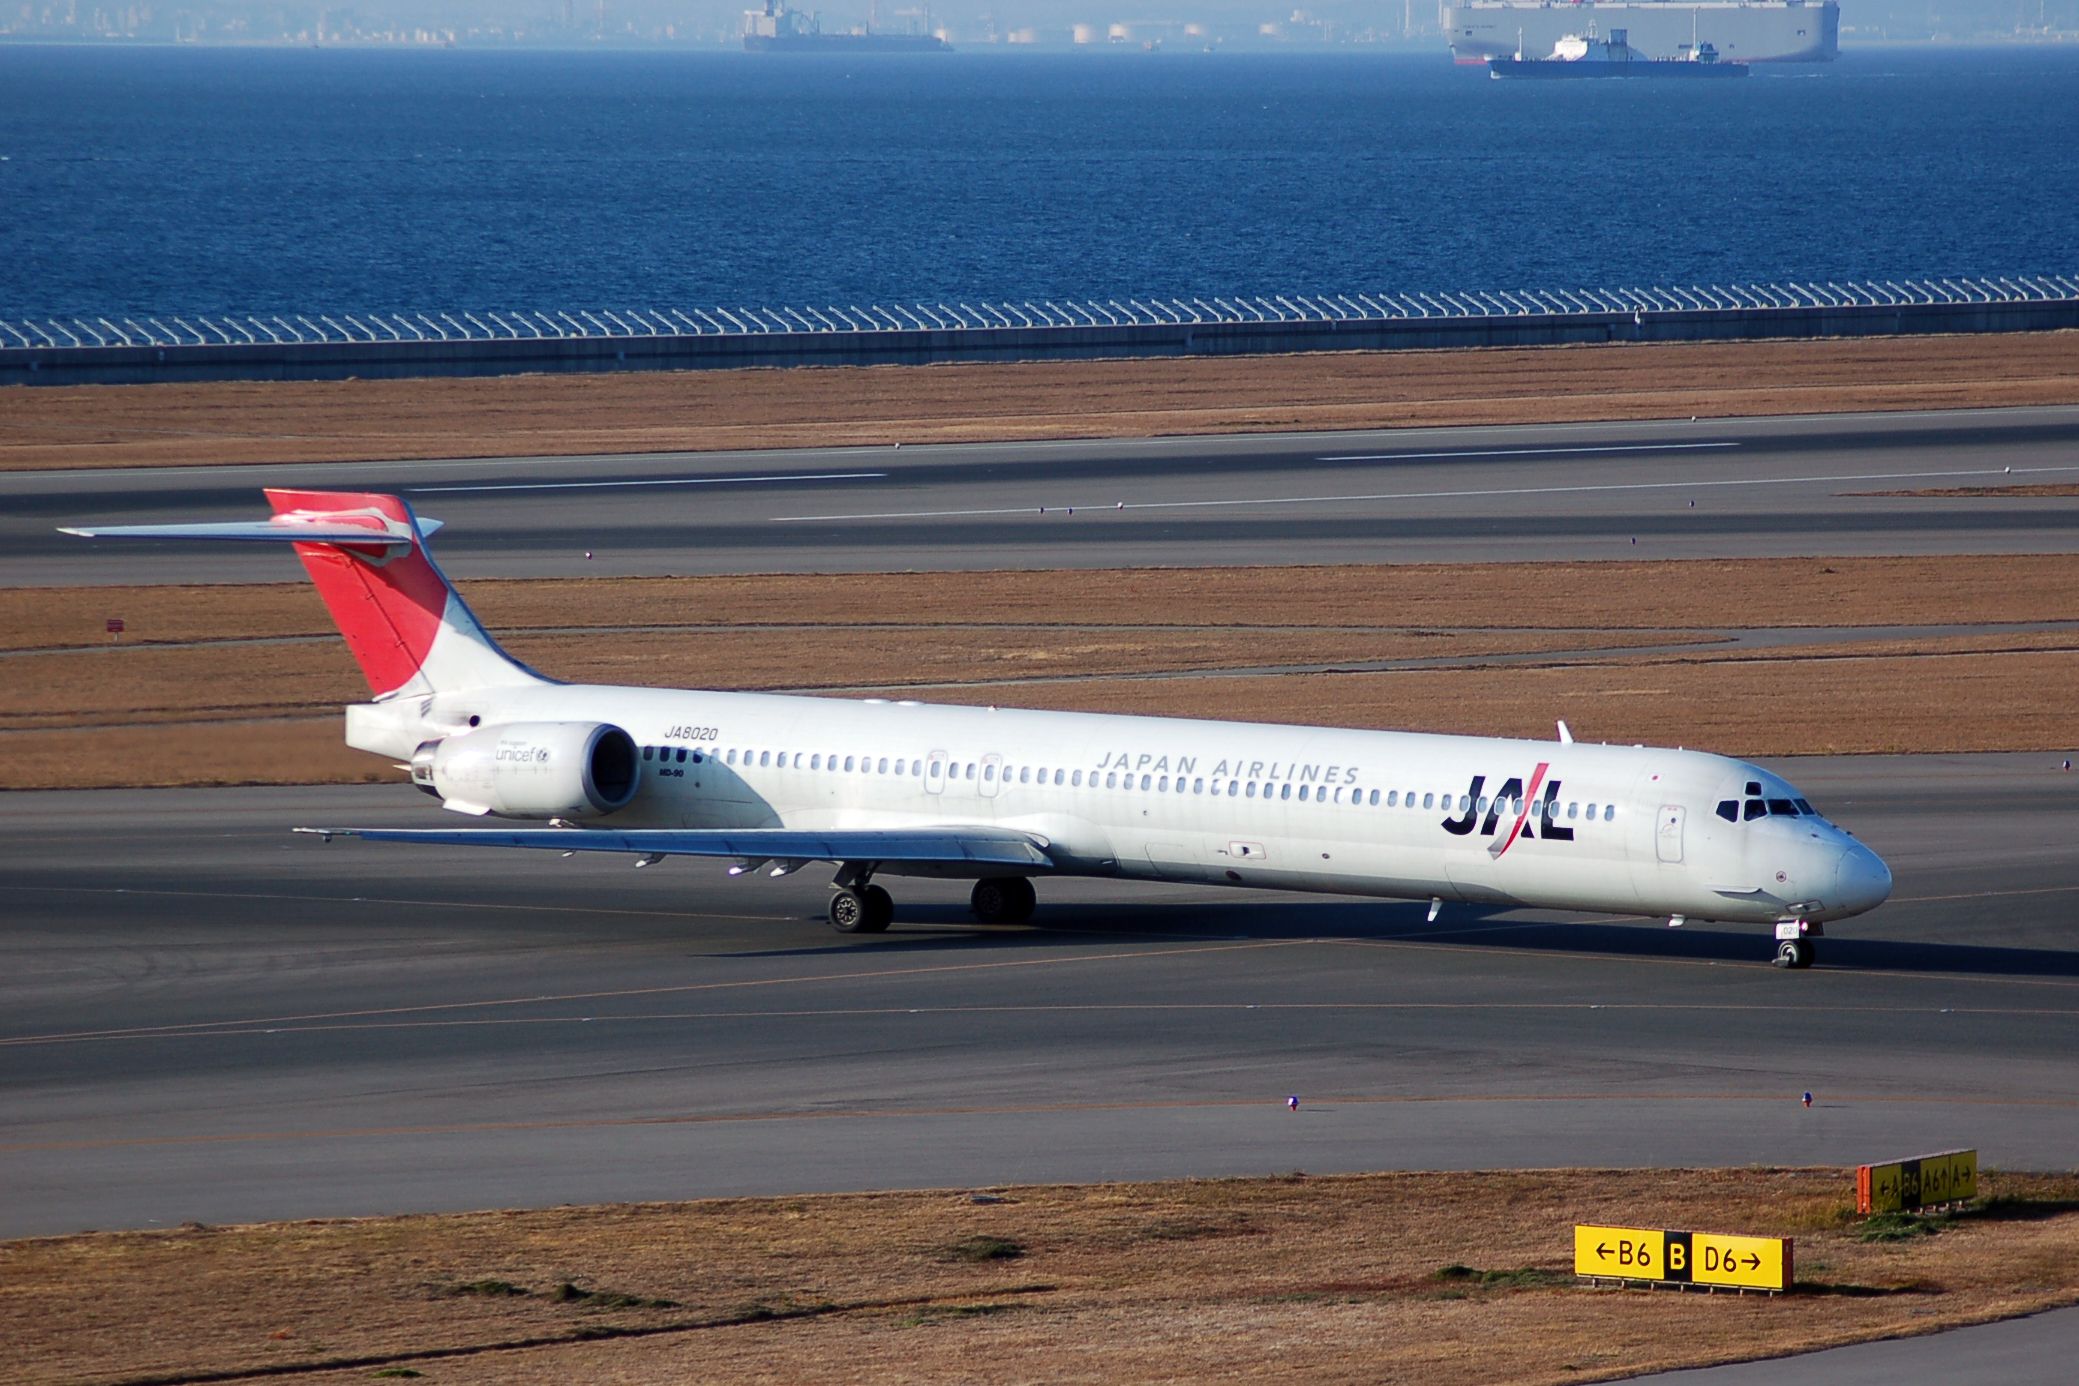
[0,43,2075,319]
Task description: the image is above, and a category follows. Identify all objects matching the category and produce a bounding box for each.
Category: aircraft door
[925,750,948,795]
[979,752,1003,799]
[1656,804,1686,864]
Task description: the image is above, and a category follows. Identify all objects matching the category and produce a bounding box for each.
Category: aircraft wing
[296,825,1053,869]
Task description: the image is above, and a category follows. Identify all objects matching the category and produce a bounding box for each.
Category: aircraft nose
[1834,842,1892,915]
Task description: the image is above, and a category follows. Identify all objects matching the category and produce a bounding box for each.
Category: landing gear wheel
[1773,938,1815,970]
[970,876,1037,924]
[858,884,894,934]
[828,888,870,934]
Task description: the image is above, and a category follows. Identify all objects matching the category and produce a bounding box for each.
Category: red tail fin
[265,490,450,697]
[261,489,538,699]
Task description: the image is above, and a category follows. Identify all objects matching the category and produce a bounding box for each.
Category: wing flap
[296,825,1053,869]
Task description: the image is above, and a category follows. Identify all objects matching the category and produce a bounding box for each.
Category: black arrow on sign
[1743,1253,1760,1269]
[1597,1243,1612,1260]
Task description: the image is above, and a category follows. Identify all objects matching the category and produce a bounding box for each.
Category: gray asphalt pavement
[8,405,2079,585]
[3,753,2073,1240]
[8,406,2079,1379]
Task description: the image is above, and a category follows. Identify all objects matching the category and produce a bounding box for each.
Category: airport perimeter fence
[5,273,2076,386]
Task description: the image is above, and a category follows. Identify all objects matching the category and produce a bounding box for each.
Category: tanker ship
[1446,1,1838,64]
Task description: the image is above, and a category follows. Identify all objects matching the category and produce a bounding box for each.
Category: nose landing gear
[1772,919,1819,969]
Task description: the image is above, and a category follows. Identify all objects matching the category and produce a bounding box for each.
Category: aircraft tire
[828,888,870,933]
[1773,938,1814,969]
[971,876,1036,924]
[859,884,894,933]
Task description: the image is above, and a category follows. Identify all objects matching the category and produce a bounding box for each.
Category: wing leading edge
[295,825,1054,869]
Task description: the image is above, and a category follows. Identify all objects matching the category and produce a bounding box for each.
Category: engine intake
[412,721,639,818]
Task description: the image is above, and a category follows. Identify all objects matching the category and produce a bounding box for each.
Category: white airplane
[65,487,1890,968]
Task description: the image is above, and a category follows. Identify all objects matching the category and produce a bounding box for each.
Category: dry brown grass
[4,1170,2075,1385]
[6,333,2079,471]
[8,554,2079,789]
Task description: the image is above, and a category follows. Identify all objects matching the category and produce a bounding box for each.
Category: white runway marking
[771,464,2079,523]
[408,471,887,495]
[1316,441,1740,462]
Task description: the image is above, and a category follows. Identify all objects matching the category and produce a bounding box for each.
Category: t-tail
[62,488,547,756]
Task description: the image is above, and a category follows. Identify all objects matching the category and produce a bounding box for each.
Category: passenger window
[878,758,889,774]
[966,764,976,780]
[758,751,770,767]
[1421,792,1434,809]
[1246,782,1258,799]
[1716,800,1737,822]
[676,748,687,763]
[1768,799,1797,817]
[1276,784,1288,801]
[642,746,654,761]
[1105,772,1116,789]
[810,754,821,770]
[1603,805,1615,822]
[1368,789,1380,806]
[1141,774,1152,790]
[1055,770,1066,786]
[1296,785,1309,802]
[1745,799,1765,821]
[984,764,995,782]
[1020,767,1030,784]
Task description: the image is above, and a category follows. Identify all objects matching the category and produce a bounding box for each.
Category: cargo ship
[742,1,951,51]
[1488,28,1748,77]
[1447,1,1837,64]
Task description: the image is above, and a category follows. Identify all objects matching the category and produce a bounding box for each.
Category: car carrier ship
[1446,1,1838,64]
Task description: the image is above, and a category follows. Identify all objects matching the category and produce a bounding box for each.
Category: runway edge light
[1574,1224,1792,1294]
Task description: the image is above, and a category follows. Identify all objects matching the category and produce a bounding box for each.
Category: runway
[4,753,2075,1241]
[7,405,2079,585]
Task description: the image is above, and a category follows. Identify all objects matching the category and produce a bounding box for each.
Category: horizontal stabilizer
[297,825,1055,870]
[59,519,434,546]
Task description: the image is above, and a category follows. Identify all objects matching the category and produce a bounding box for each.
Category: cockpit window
[1716,800,1738,822]
[1745,781,1762,796]
[1767,798,1798,817]
[1744,799,1766,821]
[1794,798,1816,815]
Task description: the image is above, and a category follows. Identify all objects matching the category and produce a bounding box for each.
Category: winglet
[1556,720,1574,745]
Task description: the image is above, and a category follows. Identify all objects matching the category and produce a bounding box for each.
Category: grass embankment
[5,555,2079,789]
[5,333,2079,471]
[5,1170,2077,1385]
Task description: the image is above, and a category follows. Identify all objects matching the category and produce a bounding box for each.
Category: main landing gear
[1772,919,1820,969]
[825,868,1040,933]
[969,876,1037,925]
[827,862,893,934]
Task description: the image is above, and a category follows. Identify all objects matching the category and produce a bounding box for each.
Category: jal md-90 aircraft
[66,489,1891,968]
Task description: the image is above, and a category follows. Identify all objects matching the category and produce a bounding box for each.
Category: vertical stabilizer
[62,489,547,700]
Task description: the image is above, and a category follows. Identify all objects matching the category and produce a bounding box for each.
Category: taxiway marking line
[10,1089,2075,1155]
[407,471,886,495]
[21,998,2074,1047]
[0,937,1310,1046]
[1315,442,1738,462]
[769,464,2079,523]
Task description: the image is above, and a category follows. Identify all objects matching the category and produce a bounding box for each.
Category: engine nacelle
[411,721,639,818]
